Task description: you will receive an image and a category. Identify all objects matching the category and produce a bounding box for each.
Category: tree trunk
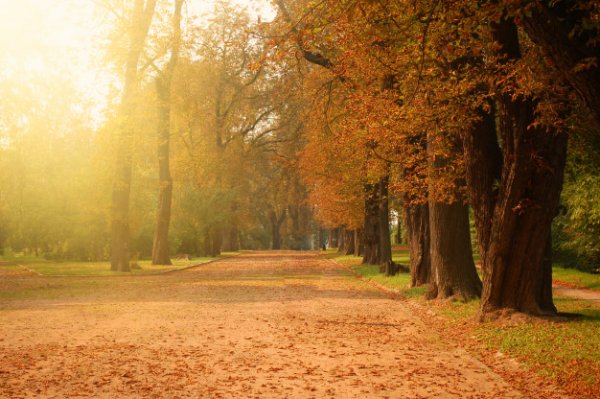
[151,0,182,266]
[270,210,286,250]
[210,227,222,257]
[151,81,174,265]
[362,182,380,265]
[344,229,355,256]
[474,18,568,317]
[378,173,395,275]
[428,201,481,301]
[462,103,501,277]
[355,229,363,256]
[221,226,240,252]
[426,130,481,300]
[395,216,402,244]
[110,0,157,272]
[404,203,431,287]
[337,226,346,253]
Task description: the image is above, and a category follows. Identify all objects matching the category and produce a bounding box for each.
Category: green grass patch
[13,253,239,277]
[553,266,600,290]
[330,252,426,298]
[477,297,600,394]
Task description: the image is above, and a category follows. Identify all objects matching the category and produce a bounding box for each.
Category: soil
[0,251,569,398]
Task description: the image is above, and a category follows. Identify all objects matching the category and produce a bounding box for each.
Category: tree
[151,0,184,265]
[110,0,157,272]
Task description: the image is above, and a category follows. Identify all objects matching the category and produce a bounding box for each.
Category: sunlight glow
[0,0,274,127]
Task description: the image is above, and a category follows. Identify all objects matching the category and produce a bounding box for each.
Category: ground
[0,252,573,398]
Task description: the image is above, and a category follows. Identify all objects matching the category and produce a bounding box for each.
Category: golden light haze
[0,0,273,124]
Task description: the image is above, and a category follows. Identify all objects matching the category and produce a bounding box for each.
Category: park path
[0,251,547,398]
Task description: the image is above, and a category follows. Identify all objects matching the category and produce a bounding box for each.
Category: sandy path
[0,252,527,398]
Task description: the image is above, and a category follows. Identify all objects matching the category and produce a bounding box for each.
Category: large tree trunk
[426,133,481,300]
[473,18,568,317]
[462,104,501,276]
[404,203,431,287]
[428,201,481,300]
[110,0,157,272]
[362,175,393,267]
[362,182,380,265]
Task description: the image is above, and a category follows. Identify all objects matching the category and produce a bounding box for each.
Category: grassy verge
[328,251,600,399]
[553,266,600,290]
[2,252,240,277]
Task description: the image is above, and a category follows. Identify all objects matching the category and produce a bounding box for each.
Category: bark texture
[362,181,380,265]
[404,203,431,287]
[471,18,568,316]
[428,201,481,301]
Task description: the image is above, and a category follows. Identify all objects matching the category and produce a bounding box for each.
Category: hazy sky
[0,0,274,124]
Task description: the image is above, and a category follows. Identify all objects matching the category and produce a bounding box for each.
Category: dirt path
[0,252,552,398]
[553,285,600,304]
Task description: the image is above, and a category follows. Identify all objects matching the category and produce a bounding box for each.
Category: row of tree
[267,0,600,317]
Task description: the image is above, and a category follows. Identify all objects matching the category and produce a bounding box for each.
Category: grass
[553,266,600,290]
[332,249,426,298]
[2,252,240,277]
[327,250,600,399]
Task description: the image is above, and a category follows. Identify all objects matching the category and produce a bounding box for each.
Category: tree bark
[404,203,431,287]
[474,17,568,316]
[111,0,157,272]
[344,229,355,256]
[362,182,380,265]
[354,229,362,256]
[428,200,481,300]
[426,133,481,300]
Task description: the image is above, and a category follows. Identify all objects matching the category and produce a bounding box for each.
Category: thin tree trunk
[337,226,346,253]
[395,216,402,244]
[270,210,286,250]
[151,0,182,266]
[210,227,222,257]
[378,173,395,275]
[344,229,355,256]
[111,0,157,272]
[354,229,362,256]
